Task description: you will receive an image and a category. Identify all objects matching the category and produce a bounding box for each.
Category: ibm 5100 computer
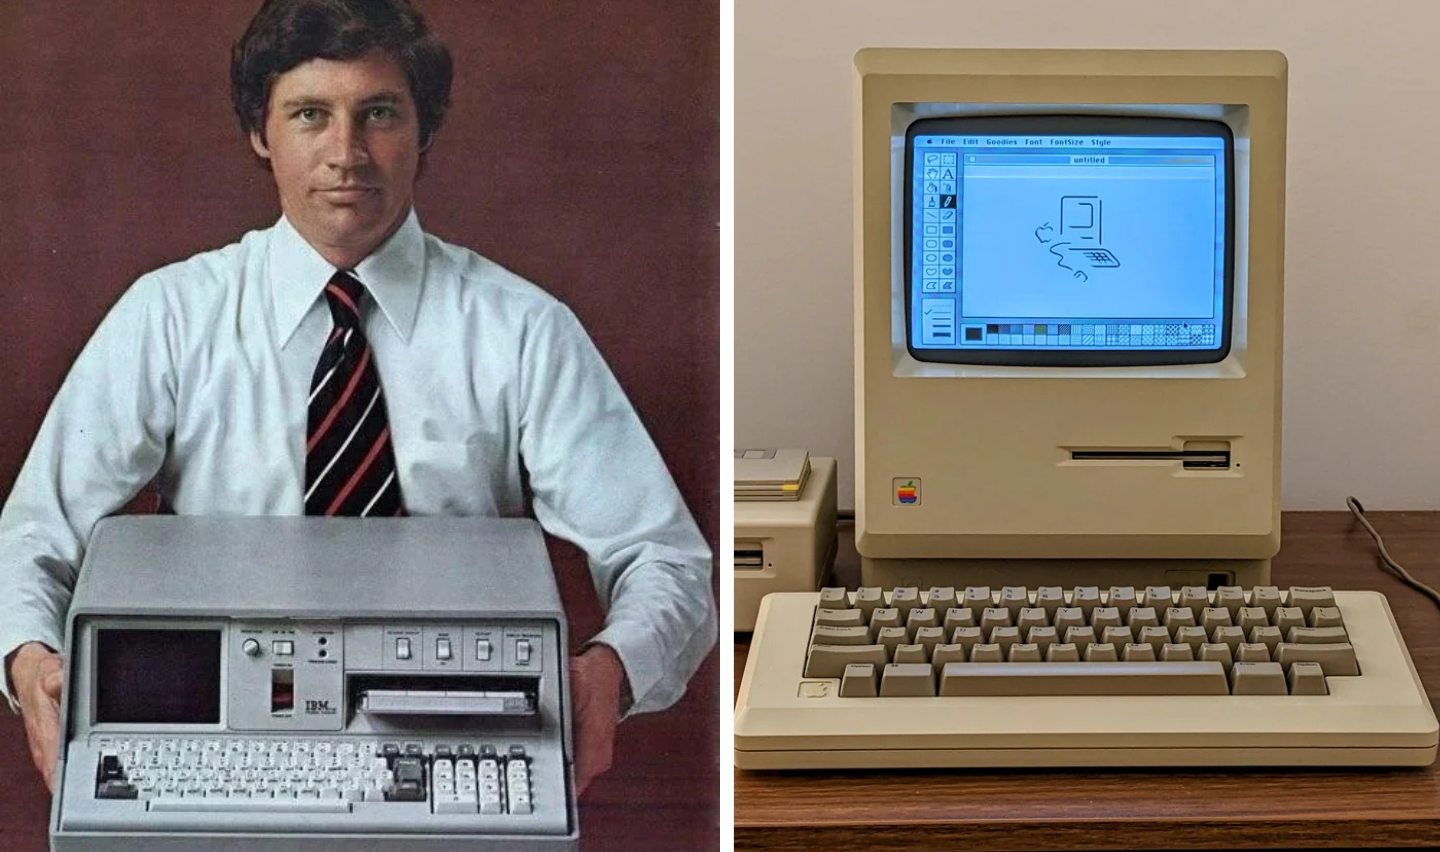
[735,48,1439,769]
[51,516,577,850]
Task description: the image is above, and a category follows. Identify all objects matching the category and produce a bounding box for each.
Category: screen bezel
[903,114,1236,367]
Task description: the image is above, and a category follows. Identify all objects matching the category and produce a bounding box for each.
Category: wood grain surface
[735,511,1440,851]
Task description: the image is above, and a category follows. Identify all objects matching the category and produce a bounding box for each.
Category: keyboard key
[1101,626,1133,647]
[892,644,927,665]
[926,586,957,610]
[1163,607,1197,629]
[1212,625,1245,653]
[931,644,967,671]
[1287,661,1329,695]
[1251,586,1282,618]
[891,587,920,618]
[810,626,871,646]
[1286,626,1349,645]
[989,626,1020,655]
[1201,607,1233,630]
[880,664,935,696]
[1000,586,1030,619]
[938,661,1229,696]
[1174,625,1208,655]
[980,607,1012,631]
[1308,606,1344,629]
[1230,661,1287,695]
[818,587,850,610]
[1035,586,1065,619]
[1235,642,1270,663]
[1016,607,1048,634]
[1215,586,1246,617]
[950,626,982,652]
[1025,626,1058,656]
[814,608,865,628]
[1127,607,1159,630]
[870,608,901,630]
[853,587,884,619]
[1071,587,1101,619]
[1138,625,1170,654]
[1122,643,1156,662]
[1084,643,1119,662]
[1272,607,1305,635]
[1090,607,1122,631]
[1179,586,1210,616]
[1289,587,1337,617]
[150,796,350,813]
[913,626,946,652]
[1249,625,1283,655]
[839,663,878,697]
[943,607,976,631]
[964,586,993,609]
[1198,642,1233,671]
[1053,607,1086,636]
[1063,626,1096,656]
[969,644,1004,663]
[804,644,888,678]
[1143,586,1173,610]
[1237,607,1268,632]
[876,626,909,655]
[1008,643,1042,663]
[906,607,938,630]
[1106,586,1137,616]
[1160,643,1195,662]
[1273,643,1360,677]
[1046,642,1080,662]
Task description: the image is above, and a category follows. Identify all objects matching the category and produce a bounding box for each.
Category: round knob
[242,638,262,657]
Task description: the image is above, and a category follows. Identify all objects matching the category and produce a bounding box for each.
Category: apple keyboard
[734,584,1439,768]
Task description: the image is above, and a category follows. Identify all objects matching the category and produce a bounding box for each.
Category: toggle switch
[396,637,412,660]
[436,638,452,661]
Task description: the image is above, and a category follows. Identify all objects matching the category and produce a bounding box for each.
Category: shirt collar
[269,210,426,348]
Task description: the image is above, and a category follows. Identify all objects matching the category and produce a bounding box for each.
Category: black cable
[1347,495,1440,610]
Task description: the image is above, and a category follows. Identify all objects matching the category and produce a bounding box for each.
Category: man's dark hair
[231,0,453,150]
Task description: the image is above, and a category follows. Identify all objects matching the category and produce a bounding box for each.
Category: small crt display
[905,115,1234,366]
[95,629,222,724]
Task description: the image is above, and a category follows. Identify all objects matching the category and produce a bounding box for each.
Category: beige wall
[737,0,1440,511]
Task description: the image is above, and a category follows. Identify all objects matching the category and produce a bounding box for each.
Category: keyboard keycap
[810,626,871,646]
[938,661,1229,696]
[1008,643,1042,663]
[880,663,935,696]
[818,588,850,610]
[815,608,866,628]
[969,644,1004,663]
[926,587,957,610]
[1308,606,1344,629]
[839,663,878,697]
[1229,661,1287,695]
[1287,661,1329,695]
[943,607,975,632]
[892,644,927,665]
[1288,586,1337,617]
[931,644,967,671]
[804,644,888,678]
[1251,586,1282,617]
[1286,626,1349,645]
[149,796,350,813]
[1273,643,1360,677]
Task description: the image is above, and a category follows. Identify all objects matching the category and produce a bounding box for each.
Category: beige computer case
[854,49,1287,590]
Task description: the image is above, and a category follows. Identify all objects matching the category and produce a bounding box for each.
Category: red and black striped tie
[304,271,405,516]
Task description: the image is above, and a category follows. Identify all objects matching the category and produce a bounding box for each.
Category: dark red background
[0,2,718,850]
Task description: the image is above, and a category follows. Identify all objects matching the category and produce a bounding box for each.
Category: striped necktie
[304,271,406,516]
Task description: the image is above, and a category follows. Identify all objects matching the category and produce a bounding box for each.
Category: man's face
[250,51,422,268]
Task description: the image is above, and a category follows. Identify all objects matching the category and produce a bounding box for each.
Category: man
[0,0,715,796]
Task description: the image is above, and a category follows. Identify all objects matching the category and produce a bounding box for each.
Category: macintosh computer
[734,48,1438,769]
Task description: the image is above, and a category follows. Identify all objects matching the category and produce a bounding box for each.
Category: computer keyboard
[67,735,558,831]
[734,584,1439,768]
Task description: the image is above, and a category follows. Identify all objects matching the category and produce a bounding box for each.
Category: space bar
[148,796,352,813]
[938,662,1231,695]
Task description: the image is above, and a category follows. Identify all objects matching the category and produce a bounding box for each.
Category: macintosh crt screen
[905,117,1233,365]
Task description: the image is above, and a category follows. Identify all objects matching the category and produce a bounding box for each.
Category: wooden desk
[735,511,1440,851]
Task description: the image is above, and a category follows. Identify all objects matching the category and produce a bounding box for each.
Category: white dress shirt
[0,211,715,715]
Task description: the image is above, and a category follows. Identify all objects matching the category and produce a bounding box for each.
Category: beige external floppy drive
[734,455,838,631]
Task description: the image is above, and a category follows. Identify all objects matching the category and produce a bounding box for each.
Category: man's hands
[569,644,626,796]
[8,642,64,793]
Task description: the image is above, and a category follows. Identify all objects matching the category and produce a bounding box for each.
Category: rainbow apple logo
[897,481,918,504]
